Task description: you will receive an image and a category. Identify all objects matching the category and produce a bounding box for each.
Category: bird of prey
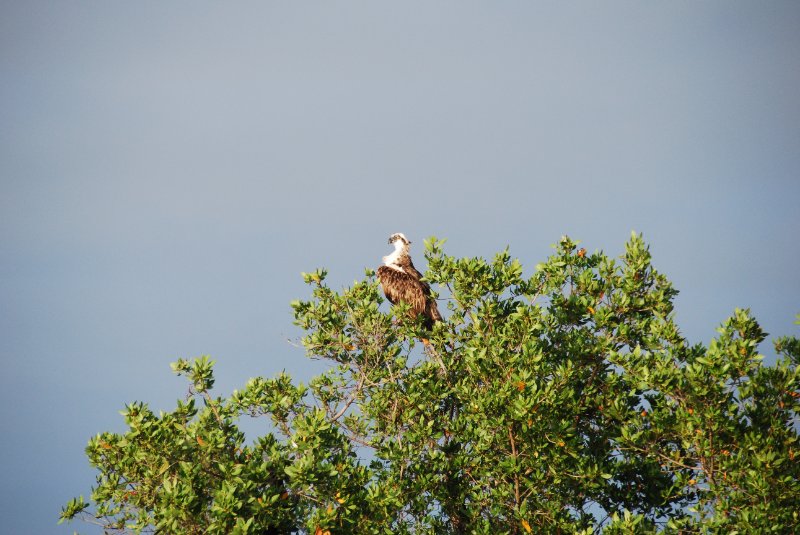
[377,232,442,329]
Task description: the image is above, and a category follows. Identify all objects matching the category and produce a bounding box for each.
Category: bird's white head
[387,232,410,248]
[383,232,411,267]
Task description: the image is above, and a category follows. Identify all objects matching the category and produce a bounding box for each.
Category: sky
[1,2,799,533]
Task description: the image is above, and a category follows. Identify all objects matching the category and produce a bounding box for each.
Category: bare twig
[508,426,520,509]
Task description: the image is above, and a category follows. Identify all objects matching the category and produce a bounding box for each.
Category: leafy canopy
[62,234,800,533]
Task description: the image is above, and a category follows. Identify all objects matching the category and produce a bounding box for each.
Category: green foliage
[62,234,800,533]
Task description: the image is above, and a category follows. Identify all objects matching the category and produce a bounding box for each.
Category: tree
[61,234,800,533]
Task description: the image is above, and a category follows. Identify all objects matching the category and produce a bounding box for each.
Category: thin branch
[508,426,520,509]
[331,372,366,422]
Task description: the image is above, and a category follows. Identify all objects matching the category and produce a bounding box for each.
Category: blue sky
[2,2,799,533]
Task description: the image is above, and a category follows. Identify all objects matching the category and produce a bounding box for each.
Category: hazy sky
[2,2,799,533]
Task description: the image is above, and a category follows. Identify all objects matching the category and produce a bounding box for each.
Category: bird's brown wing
[426,295,442,325]
[400,258,441,324]
[378,265,441,329]
[377,265,428,318]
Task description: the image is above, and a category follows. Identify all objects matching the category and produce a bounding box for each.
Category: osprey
[377,232,442,329]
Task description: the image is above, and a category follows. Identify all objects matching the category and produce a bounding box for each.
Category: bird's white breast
[382,251,405,272]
